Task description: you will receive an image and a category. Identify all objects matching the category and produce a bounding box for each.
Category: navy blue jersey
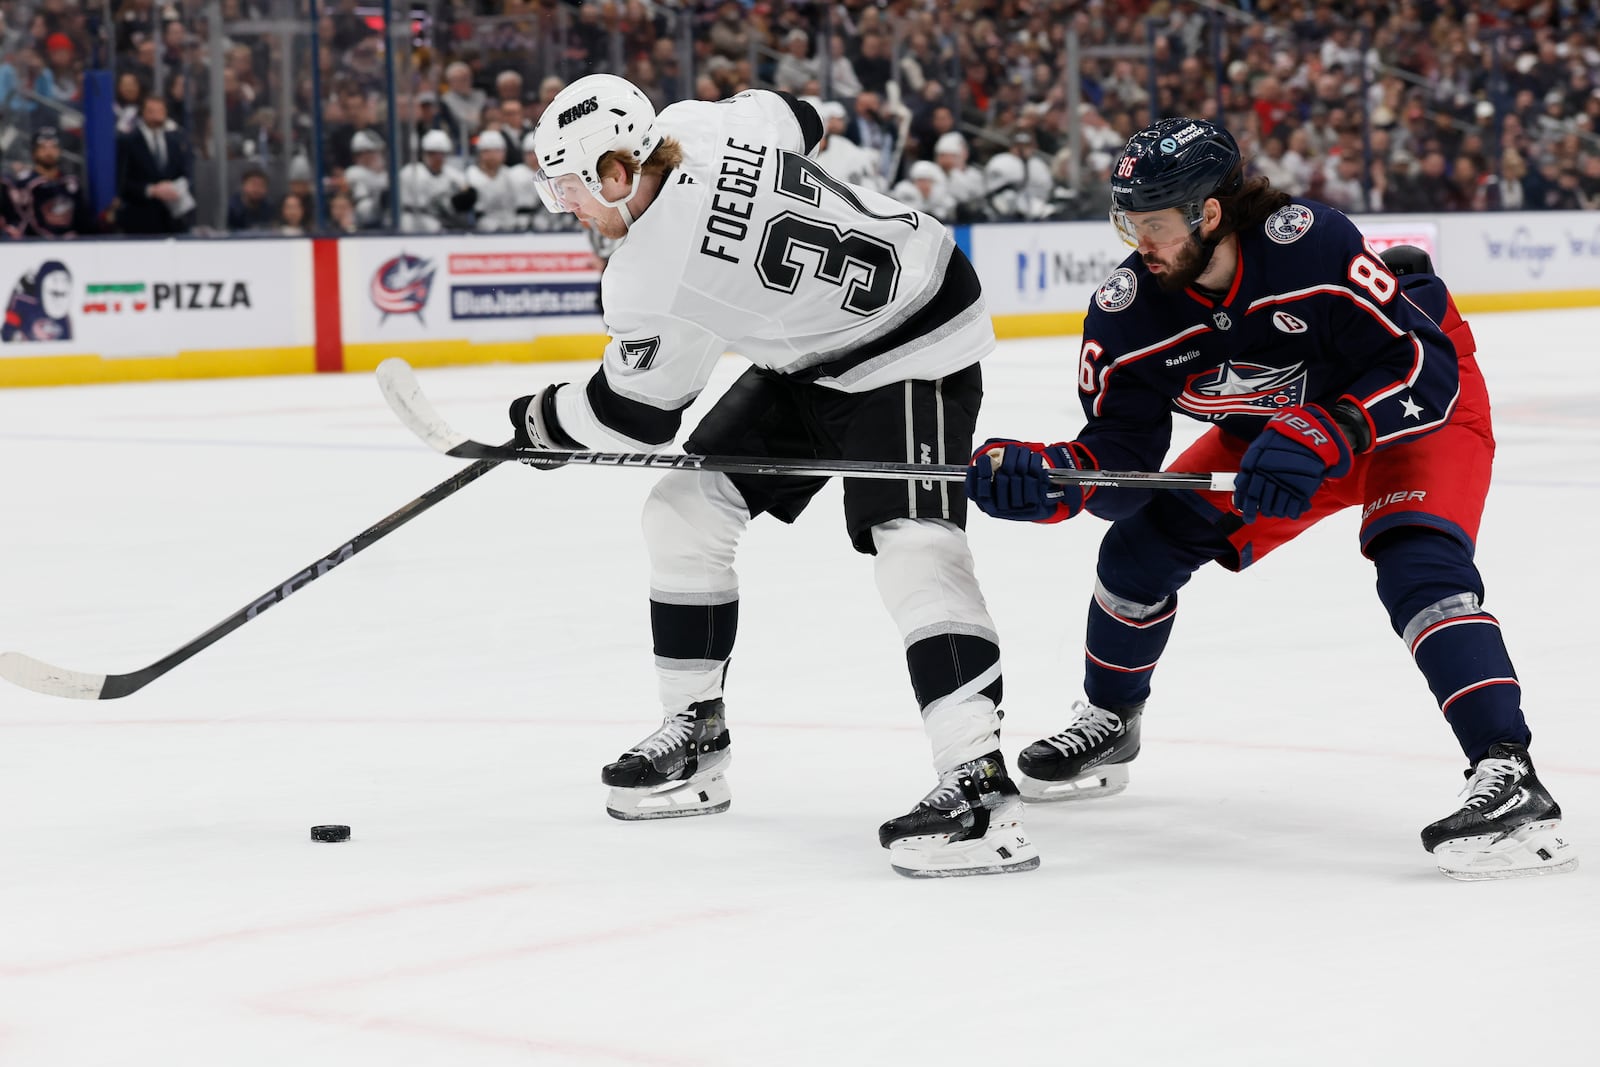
[1075,200,1460,490]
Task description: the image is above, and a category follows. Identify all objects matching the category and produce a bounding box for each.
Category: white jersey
[399,161,467,233]
[467,164,521,232]
[345,164,388,227]
[554,90,993,452]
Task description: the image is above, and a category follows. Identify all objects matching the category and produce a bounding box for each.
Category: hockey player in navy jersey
[512,74,1035,878]
[966,117,1575,880]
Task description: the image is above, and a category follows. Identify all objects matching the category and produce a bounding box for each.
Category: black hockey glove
[509,385,582,452]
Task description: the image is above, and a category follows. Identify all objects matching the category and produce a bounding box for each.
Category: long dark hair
[1213,171,1291,239]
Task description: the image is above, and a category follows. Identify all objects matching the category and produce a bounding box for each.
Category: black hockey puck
[310,824,351,843]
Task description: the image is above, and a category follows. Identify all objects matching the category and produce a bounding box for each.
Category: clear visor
[531,169,591,214]
[1111,206,1202,249]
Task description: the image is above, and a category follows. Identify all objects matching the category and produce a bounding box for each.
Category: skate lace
[1458,756,1526,808]
[1044,701,1121,757]
[920,761,987,809]
[633,713,695,761]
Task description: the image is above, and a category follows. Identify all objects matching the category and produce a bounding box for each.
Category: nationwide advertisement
[340,233,606,366]
[0,239,311,361]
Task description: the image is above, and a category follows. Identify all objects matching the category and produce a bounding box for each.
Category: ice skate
[1422,742,1577,880]
[878,753,1039,878]
[1015,700,1142,802]
[602,699,731,821]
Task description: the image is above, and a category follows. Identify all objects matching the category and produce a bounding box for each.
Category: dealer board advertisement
[339,232,607,367]
[0,238,311,362]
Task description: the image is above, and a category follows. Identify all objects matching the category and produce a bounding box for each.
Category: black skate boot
[602,699,732,821]
[878,752,1039,878]
[1016,700,1143,802]
[1421,742,1577,879]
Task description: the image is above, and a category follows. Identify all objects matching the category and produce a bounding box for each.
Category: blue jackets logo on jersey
[1176,360,1308,420]
[1094,268,1138,312]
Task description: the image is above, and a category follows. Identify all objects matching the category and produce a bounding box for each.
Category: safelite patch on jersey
[1265,204,1315,244]
[1095,268,1138,312]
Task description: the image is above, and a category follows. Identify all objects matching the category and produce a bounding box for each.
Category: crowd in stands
[2,0,1599,239]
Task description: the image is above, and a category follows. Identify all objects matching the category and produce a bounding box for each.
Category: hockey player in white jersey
[518,74,1035,878]
[466,129,521,232]
[399,129,471,232]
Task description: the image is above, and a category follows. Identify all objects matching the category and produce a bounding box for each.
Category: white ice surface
[2,312,1598,1066]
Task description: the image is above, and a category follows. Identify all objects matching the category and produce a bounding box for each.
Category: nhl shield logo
[1095,268,1138,313]
[1212,309,1233,331]
[1265,204,1315,245]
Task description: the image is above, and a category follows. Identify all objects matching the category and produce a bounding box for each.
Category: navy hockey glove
[509,384,582,451]
[1232,404,1353,522]
[965,438,1092,524]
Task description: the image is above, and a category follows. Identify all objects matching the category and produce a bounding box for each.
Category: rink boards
[3,211,1598,387]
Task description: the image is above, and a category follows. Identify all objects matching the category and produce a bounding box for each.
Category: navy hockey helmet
[1110,118,1242,247]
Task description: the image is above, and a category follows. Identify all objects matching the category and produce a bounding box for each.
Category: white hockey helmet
[476,128,507,154]
[420,129,453,154]
[530,73,657,217]
[351,128,385,154]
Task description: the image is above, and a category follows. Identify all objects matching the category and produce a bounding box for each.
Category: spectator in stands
[707,1,750,62]
[846,90,898,182]
[495,69,523,107]
[815,99,883,190]
[441,60,485,134]
[113,69,143,132]
[37,32,80,109]
[276,192,308,235]
[227,165,276,231]
[533,74,565,124]
[854,31,893,97]
[287,155,315,206]
[1319,151,1368,212]
[0,40,46,122]
[325,191,358,233]
[826,34,862,100]
[496,98,533,166]
[414,90,462,152]
[774,29,818,94]
[116,93,193,234]
[1,127,97,239]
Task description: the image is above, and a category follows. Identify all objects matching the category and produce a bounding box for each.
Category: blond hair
[599,136,684,181]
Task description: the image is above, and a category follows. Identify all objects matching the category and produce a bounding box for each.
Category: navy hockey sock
[1084,582,1177,709]
[1372,530,1529,762]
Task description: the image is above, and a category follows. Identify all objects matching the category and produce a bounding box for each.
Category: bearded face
[1144,229,1209,293]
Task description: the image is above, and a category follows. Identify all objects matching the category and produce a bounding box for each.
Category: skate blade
[1018,764,1129,803]
[888,821,1041,878]
[606,775,731,821]
[1433,820,1579,880]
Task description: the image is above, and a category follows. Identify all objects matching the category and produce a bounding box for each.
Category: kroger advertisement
[0,239,310,358]
[340,233,605,349]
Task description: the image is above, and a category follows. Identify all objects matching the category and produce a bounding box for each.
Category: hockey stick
[377,358,1237,493]
[0,453,506,700]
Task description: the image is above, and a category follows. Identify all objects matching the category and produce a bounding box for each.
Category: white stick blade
[0,651,108,699]
[375,358,471,455]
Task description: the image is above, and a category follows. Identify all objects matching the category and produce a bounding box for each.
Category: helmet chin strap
[598,169,642,231]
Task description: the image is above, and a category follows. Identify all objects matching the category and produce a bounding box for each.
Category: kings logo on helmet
[557,97,599,128]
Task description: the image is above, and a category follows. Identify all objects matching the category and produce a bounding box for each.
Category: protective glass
[531,169,591,214]
[1111,207,1201,249]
